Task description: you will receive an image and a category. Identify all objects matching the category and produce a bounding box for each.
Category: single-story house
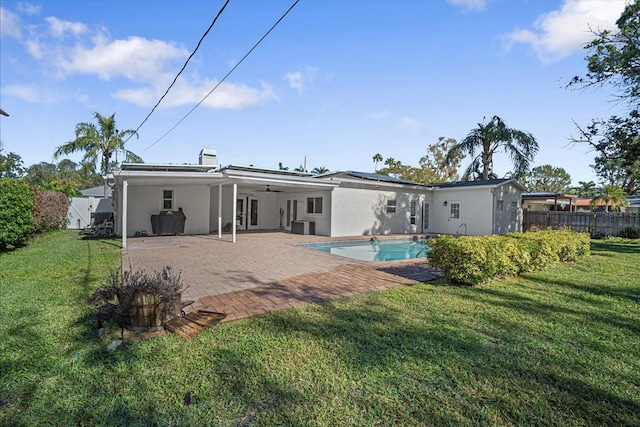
[108,149,526,248]
[522,192,577,212]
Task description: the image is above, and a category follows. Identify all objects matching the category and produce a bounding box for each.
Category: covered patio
[122,232,438,322]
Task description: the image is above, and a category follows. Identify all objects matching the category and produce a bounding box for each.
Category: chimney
[199,148,218,167]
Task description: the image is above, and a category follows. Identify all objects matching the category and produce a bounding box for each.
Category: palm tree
[54,112,141,176]
[311,166,329,174]
[590,184,629,211]
[446,116,538,181]
[575,180,597,198]
[372,153,383,172]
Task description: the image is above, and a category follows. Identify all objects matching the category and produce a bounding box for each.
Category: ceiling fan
[261,185,283,193]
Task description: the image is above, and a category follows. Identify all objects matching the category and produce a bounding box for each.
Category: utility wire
[126,0,231,143]
[141,0,300,153]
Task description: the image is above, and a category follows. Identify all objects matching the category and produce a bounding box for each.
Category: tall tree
[0,150,24,179]
[416,137,461,183]
[569,1,640,105]
[524,164,572,193]
[446,116,538,181]
[53,112,141,176]
[372,153,383,172]
[570,114,640,194]
[569,2,640,194]
[590,184,629,212]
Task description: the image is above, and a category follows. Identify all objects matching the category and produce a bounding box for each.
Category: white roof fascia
[227,174,339,188]
[327,176,431,191]
[222,169,338,188]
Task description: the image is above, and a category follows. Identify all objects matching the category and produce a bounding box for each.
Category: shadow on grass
[256,291,640,425]
[591,241,640,255]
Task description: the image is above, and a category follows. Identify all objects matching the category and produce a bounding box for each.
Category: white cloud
[113,78,276,110]
[504,0,626,61]
[0,7,22,39]
[284,71,304,94]
[283,66,318,94]
[17,2,41,15]
[45,16,88,37]
[400,117,422,131]
[2,84,41,102]
[55,36,188,81]
[447,0,488,12]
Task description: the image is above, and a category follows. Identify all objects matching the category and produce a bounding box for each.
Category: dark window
[387,199,396,214]
[410,200,417,225]
[163,190,173,210]
[307,197,323,214]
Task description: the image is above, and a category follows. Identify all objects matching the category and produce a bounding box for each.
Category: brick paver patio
[123,232,438,323]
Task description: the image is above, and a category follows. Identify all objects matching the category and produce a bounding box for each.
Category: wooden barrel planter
[127,294,164,332]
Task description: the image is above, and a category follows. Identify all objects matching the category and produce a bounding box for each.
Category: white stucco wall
[330,187,427,237]
[429,183,523,236]
[124,184,210,236]
[430,187,494,236]
[492,183,522,233]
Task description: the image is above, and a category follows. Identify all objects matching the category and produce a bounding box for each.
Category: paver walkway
[123,232,439,323]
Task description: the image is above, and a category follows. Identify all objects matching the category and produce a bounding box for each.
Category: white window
[410,200,417,225]
[450,203,460,219]
[497,200,504,212]
[162,189,174,210]
[387,199,397,214]
[306,197,323,214]
[511,201,518,223]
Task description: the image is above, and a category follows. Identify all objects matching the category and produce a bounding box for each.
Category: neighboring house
[625,195,639,213]
[109,149,526,247]
[574,198,630,212]
[522,192,577,212]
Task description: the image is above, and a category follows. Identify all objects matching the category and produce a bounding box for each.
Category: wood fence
[523,211,640,237]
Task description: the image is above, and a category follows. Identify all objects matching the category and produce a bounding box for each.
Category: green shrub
[427,230,590,285]
[0,178,35,251]
[31,187,69,233]
[618,227,640,239]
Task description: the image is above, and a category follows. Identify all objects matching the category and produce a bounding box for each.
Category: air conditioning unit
[199,148,218,167]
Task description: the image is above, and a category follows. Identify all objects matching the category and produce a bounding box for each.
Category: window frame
[306,197,323,214]
[386,199,397,214]
[410,200,417,225]
[161,189,174,210]
[511,201,519,223]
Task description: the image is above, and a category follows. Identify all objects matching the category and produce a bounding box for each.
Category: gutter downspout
[218,183,222,239]
[122,180,128,249]
[232,183,237,243]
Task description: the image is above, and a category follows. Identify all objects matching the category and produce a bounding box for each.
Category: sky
[0,0,631,185]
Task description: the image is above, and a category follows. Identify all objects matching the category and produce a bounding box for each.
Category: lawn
[1,231,639,426]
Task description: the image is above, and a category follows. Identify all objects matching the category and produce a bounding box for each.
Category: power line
[127,0,231,142]
[141,0,300,153]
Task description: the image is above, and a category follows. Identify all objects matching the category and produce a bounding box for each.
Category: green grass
[1,232,639,426]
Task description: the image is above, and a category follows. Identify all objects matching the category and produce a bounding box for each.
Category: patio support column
[232,183,237,243]
[122,180,128,249]
[218,183,222,239]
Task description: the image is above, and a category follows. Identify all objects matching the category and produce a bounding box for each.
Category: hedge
[32,187,70,233]
[427,230,590,285]
[0,178,35,251]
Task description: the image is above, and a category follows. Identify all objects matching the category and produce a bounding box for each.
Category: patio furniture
[151,208,187,235]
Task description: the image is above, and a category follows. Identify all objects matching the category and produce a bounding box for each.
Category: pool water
[301,238,431,262]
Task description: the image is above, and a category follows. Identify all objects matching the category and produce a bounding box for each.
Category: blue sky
[0,0,629,185]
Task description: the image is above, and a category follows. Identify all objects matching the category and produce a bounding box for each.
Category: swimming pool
[300,237,431,262]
